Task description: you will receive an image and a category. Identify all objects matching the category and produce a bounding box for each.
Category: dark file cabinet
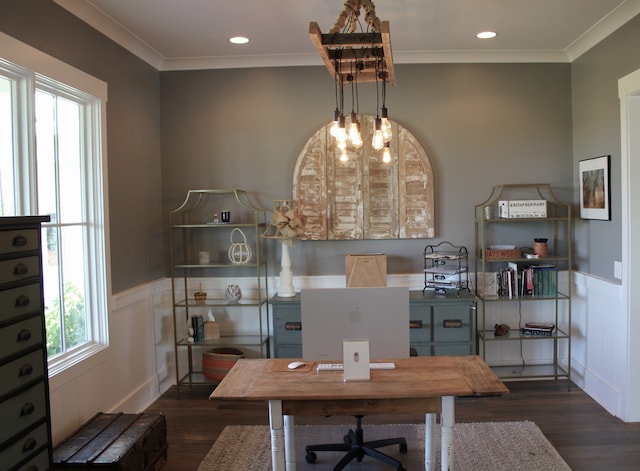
[0,216,52,471]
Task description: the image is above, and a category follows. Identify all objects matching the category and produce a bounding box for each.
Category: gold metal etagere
[169,189,269,387]
[474,183,572,389]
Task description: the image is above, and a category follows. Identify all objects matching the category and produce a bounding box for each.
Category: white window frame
[0,32,112,380]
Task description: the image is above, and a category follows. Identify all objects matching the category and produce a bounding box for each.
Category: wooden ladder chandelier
[309,0,396,163]
[309,0,395,85]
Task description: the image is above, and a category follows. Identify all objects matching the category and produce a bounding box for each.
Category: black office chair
[304,415,407,471]
[304,347,417,470]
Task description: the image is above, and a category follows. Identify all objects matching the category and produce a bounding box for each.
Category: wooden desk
[210,355,507,471]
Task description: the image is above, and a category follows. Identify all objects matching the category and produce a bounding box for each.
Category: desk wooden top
[210,356,508,402]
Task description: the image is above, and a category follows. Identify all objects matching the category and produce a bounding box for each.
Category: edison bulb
[382,143,392,163]
[372,118,384,150]
[381,107,392,142]
[329,110,340,138]
[348,122,363,148]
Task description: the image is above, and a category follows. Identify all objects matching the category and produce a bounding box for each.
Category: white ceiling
[54,0,640,71]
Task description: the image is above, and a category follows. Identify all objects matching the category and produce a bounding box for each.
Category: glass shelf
[477,328,570,342]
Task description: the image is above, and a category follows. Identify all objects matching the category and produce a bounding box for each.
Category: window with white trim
[0,34,110,376]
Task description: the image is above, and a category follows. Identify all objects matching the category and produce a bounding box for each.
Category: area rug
[197,421,571,470]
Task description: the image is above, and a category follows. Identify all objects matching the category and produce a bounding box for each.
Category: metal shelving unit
[169,189,269,386]
[474,183,572,387]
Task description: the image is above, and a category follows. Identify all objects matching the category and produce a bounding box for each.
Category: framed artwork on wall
[579,155,611,220]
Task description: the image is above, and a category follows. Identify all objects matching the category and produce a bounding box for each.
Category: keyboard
[316,362,396,371]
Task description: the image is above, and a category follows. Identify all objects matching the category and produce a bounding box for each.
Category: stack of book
[521,264,558,297]
[191,315,204,341]
[521,322,555,336]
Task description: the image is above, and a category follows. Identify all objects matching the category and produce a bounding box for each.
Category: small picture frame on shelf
[579,155,611,220]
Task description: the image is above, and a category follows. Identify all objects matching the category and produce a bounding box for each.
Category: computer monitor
[301,287,410,361]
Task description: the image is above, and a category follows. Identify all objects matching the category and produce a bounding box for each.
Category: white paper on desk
[343,339,370,381]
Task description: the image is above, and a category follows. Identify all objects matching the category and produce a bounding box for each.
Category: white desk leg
[284,415,296,471]
[268,400,286,471]
[440,396,455,471]
[425,413,436,471]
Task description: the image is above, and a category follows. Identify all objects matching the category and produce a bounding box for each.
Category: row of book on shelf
[486,262,558,298]
[190,314,205,341]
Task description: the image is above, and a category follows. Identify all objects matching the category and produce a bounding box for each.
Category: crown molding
[565,0,640,61]
[54,0,166,70]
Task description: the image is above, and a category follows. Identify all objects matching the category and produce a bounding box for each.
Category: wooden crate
[52,413,167,470]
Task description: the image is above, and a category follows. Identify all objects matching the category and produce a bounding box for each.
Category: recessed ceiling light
[229,36,250,45]
[477,31,497,39]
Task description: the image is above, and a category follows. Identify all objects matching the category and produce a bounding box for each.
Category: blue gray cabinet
[0,216,52,471]
[271,290,475,358]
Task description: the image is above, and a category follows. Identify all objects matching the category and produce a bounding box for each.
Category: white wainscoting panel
[574,272,626,417]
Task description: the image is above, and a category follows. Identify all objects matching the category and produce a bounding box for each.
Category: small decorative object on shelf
[494,323,510,336]
[228,228,252,263]
[263,199,306,297]
[225,284,242,302]
[533,238,548,258]
[194,284,207,304]
[423,241,470,296]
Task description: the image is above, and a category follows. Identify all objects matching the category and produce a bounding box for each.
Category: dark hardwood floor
[144,380,640,470]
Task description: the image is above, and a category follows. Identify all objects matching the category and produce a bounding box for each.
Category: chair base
[304,416,407,471]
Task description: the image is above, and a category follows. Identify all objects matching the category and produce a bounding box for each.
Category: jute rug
[198,421,571,470]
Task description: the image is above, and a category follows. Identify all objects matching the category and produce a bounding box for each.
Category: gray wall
[10,1,620,289]
[1,0,165,292]
[160,63,573,276]
[571,14,640,280]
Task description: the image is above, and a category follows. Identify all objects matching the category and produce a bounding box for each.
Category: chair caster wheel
[305,451,317,463]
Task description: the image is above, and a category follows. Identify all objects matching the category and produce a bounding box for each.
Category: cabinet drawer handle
[409,319,423,329]
[12,234,28,247]
[15,294,31,307]
[443,319,462,328]
[22,437,37,452]
[19,363,34,377]
[284,322,301,331]
[20,402,35,416]
[17,329,32,342]
[13,263,29,276]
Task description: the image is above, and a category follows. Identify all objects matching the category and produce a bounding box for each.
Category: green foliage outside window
[45,282,86,357]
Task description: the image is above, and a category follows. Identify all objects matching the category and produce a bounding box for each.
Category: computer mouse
[287,361,307,370]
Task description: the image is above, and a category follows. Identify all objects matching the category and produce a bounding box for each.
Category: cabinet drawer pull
[13,262,29,276]
[17,329,32,342]
[15,294,31,307]
[19,363,34,377]
[409,319,423,329]
[284,321,301,331]
[22,437,37,452]
[20,402,35,416]
[12,234,28,247]
[443,319,462,328]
